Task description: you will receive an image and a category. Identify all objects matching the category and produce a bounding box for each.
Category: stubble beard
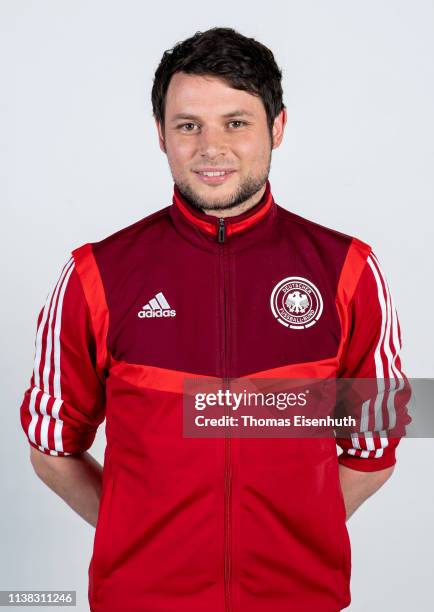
[174,155,272,213]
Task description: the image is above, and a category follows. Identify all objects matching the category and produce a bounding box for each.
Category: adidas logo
[138,292,176,318]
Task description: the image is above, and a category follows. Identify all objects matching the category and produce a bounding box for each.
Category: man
[20,27,409,612]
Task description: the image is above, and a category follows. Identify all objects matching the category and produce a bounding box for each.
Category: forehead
[165,72,265,118]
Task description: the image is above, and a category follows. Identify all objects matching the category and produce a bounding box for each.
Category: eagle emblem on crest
[270,277,323,329]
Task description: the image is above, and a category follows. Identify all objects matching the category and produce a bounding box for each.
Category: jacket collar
[170,179,277,251]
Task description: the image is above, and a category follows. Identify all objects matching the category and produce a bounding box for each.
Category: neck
[201,183,267,219]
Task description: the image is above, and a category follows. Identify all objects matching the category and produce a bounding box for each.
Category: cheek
[235,137,269,163]
[166,140,196,172]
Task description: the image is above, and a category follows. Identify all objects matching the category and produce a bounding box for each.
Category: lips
[194,170,236,175]
[194,170,236,185]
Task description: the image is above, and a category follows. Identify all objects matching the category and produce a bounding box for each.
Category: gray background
[1,1,433,610]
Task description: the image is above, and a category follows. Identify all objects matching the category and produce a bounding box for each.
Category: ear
[271,107,287,149]
[155,118,167,154]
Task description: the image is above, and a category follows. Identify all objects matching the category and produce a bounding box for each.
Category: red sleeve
[335,250,412,472]
[19,256,106,456]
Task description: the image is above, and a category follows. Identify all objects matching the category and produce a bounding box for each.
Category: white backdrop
[1,1,433,610]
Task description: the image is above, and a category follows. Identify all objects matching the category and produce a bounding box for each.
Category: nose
[197,126,228,159]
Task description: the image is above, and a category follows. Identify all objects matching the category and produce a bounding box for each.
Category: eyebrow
[170,109,255,123]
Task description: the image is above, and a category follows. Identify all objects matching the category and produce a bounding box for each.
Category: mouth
[193,169,236,185]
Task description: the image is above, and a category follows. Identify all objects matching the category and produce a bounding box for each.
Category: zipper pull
[218,218,226,243]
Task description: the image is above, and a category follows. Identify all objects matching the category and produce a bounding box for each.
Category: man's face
[156,72,286,212]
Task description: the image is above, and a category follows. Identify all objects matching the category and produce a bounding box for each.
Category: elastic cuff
[27,439,72,457]
[338,447,397,472]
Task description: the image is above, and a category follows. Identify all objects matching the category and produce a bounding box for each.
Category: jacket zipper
[218,217,226,243]
[218,217,232,612]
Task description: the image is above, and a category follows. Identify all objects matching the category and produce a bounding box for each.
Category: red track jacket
[20,180,410,611]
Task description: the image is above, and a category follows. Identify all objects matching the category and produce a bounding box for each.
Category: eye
[228,120,247,128]
[178,123,198,132]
